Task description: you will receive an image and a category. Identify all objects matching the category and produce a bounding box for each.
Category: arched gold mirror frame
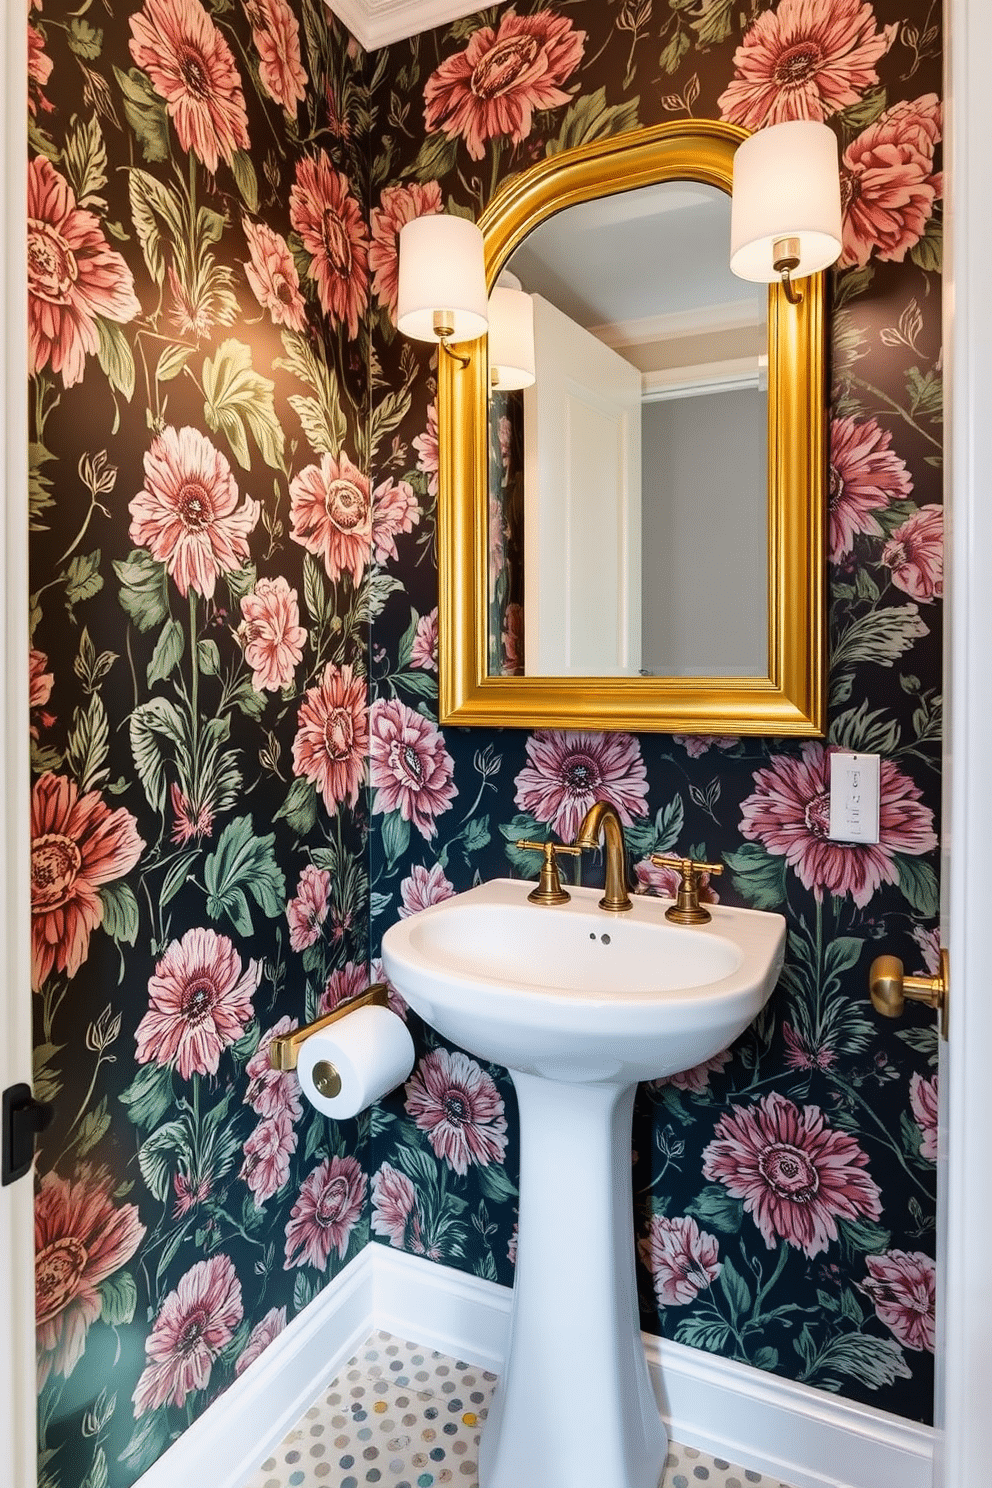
[437,119,826,735]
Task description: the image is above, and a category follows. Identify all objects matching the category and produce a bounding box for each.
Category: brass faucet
[651,855,724,925]
[573,800,633,912]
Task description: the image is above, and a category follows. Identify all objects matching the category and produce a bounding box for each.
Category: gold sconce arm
[269,983,389,1072]
[869,952,949,1040]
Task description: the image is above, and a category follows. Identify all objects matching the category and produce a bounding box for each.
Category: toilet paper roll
[296,1003,415,1120]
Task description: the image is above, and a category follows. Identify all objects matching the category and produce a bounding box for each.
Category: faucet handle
[516,839,581,906]
[650,855,724,925]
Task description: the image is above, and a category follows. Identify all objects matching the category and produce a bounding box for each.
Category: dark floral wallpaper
[26,0,943,1485]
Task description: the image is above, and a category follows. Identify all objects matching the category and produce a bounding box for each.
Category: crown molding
[326,0,484,50]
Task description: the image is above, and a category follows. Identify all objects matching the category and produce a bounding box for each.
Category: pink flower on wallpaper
[132,1254,243,1415]
[372,477,421,565]
[369,698,458,840]
[319,959,369,1015]
[829,415,912,563]
[289,151,369,336]
[241,1110,297,1205]
[910,1071,938,1161]
[28,156,140,388]
[247,0,307,115]
[35,1167,146,1388]
[128,0,250,174]
[238,575,307,692]
[414,403,439,498]
[370,1161,417,1247]
[782,1021,837,1072]
[286,864,332,951]
[840,94,942,270]
[424,10,586,161]
[502,602,523,677]
[31,773,144,990]
[513,730,649,842]
[291,663,368,813]
[28,23,52,116]
[169,783,214,846]
[134,926,261,1080]
[637,1215,721,1307]
[702,1091,882,1258]
[862,1250,936,1352]
[717,0,893,130]
[410,608,439,672]
[673,735,740,759]
[245,1016,304,1122]
[405,1048,508,1176]
[369,957,409,1020]
[235,1306,287,1377]
[881,504,943,601]
[369,181,443,319]
[129,425,260,599]
[656,1048,732,1094]
[243,218,306,331]
[911,923,942,976]
[739,743,937,908]
[634,856,720,908]
[172,1171,212,1218]
[399,862,455,918]
[29,648,55,737]
[283,1155,367,1270]
[289,449,372,588]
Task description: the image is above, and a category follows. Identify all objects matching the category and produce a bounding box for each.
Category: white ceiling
[327,0,485,50]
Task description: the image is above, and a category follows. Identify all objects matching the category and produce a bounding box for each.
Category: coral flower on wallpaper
[655,1049,732,1095]
[717,0,893,130]
[28,23,52,117]
[862,1250,936,1352]
[910,1071,939,1162]
[702,1091,882,1258]
[27,156,140,389]
[292,662,369,813]
[372,477,421,565]
[882,504,943,601]
[369,181,443,320]
[829,414,913,564]
[244,1016,304,1123]
[424,10,586,161]
[236,1307,286,1377]
[289,151,369,336]
[840,94,943,270]
[370,1162,417,1248]
[739,743,937,908]
[31,773,144,990]
[132,1254,243,1415]
[513,729,649,842]
[128,0,250,174]
[414,403,439,499]
[246,0,307,116]
[410,607,439,672]
[243,218,307,331]
[129,425,260,600]
[399,862,455,918]
[637,1215,722,1308]
[405,1048,509,1176]
[319,959,370,1014]
[241,1110,297,1206]
[134,926,262,1080]
[35,1167,146,1388]
[283,1155,367,1270]
[635,856,720,907]
[289,449,372,587]
[369,698,458,841]
[237,574,307,692]
[285,864,332,952]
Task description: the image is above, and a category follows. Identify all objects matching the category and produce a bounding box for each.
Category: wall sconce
[488,271,535,391]
[729,120,842,305]
[396,214,488,365]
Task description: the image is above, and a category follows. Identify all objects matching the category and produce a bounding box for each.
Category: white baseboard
[138,1244,933,1488]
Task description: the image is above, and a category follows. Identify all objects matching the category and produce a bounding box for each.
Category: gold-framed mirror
[437,119,826,736]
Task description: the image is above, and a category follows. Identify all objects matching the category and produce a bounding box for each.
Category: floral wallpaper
[26,0,943,1485]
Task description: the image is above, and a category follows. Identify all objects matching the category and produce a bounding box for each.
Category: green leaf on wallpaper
[274,775,318,835]
[114,548,169,632]
[155,343,193,383]
[358,570,404,623]
[119,1061,174,1133]
[33,1043,63,1105]
[674,1316,733,1352]
[658,29,691,74]
[67,693,110,794]
[835,85,887,141]
[477,1163,518,1205]
[910,213,942,274]
[68,17,103,61]
[832,604,929,673]
[688,0,735,47]
[230,676,267,721]
[821,936,864,992]
[137,1120,188,1203]
[98,1269,138,1328]
[293,1271,319,1313]
[229,149,259,213]
[79,1446,109,1488]
[686,1183,744,1234]
[547,89,640,155]
[380,808,412,866]
[130,696,186,812]
[401,130,460,185]
[114,67,170,164]
[723,842,787,910]
[896,1022,939,1066]
[837,1215,891,1257]
[197,638,221,676]
[829,701,900,755]
[160,848,200,908]
[203,339,284,472]
[368,386,413,461]
[76,1098,111,1156]
[62,113,108,210]
[906,363,943,420]
[288,394,335,457]
[462,814,491,856]
[100,882,140,948]
[499,815,544,875]
[797,1332,910,1393]
[119,1414,170,1478]
[205,816,286,931]
[832,263,874,311]
[95,318,136,401]
[128,169,184,285]
[146,617,185,687]
[718,1256,752,1318]
[394,668,438,701]
[895,854,940,917]
[277,331,347,454]
[62,550,103,609]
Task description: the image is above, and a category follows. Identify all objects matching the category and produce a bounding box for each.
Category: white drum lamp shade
[730,120,843,284]
[396,215,489,343]
[488,285,535,390]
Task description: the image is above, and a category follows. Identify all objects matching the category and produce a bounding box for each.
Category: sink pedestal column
[479,1070,667,1488]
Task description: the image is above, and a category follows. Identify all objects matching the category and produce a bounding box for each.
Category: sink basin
[382,877,785,1083]
[381,877,785,1488]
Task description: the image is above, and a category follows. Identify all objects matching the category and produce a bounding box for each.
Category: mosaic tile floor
[243,1332,794,1488]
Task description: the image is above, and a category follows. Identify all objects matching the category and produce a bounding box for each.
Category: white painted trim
[143,1247,934,1488]
[592,297,763,351]
[641,357,764,402]
[326,0,485,50]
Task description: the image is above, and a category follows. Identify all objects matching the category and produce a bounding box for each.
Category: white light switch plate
[828,751,880,843]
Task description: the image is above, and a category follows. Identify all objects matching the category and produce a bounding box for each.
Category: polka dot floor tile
[241,1331,795,1488]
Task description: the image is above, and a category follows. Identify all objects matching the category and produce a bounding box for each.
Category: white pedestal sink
[382,879,785,1488]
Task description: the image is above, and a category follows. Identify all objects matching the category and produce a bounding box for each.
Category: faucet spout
[574,800,633,913]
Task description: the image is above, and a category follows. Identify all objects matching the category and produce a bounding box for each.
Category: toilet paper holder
[268,983,389,1073]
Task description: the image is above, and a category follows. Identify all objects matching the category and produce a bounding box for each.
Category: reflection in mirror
[487,181,770,680]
